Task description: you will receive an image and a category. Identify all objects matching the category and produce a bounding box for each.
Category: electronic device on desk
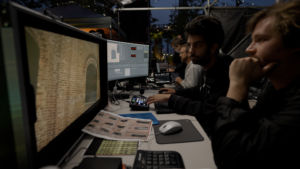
[154,72,172,85]
[133,150,185,169]
[154,62,173,85]
[130,95,149,111]
[159,121,183,135]
[156,62,169,72]
[0,2,108,168]
[107,40,149,82]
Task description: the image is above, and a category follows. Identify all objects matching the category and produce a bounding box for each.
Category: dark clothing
[172,52,181,65]
[173,52,186,79]
[174,62,186,79]
[212,80,300,169]
[168,54,233,135]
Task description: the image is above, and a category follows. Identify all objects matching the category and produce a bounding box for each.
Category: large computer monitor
[0,2,107,168]
[107,40,149,81]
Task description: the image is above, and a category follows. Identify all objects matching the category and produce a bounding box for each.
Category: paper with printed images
[82,110,152,141]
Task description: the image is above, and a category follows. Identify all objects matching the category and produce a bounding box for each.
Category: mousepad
[153,119,204,144]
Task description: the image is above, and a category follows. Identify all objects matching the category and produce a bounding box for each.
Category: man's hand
[227,57,276,102]
[166,68,175,72]
[158,88,176,94]
[147,94,171,104]
[175,77,183,84]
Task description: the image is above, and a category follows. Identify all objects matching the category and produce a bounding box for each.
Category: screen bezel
[9,2,108,168]
[107,39,150,82]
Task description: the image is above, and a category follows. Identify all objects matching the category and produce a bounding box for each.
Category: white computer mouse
[159,121,183,135]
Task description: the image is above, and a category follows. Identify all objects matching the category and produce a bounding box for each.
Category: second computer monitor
[107,40,149,81]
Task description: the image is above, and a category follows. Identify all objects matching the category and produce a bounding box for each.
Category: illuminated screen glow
[107,40,149,81]
[25,27,101,151]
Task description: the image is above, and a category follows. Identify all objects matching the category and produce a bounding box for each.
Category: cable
[108,80,119,105]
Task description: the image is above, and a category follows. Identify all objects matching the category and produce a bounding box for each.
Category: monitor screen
[1,2,108,168]
[107,40,149,81]
[25,26,101,152]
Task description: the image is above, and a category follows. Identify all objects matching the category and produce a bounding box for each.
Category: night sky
[151,0,276,24]
[150,0,276,53]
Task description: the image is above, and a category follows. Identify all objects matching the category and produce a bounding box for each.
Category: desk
[62,89,217,169]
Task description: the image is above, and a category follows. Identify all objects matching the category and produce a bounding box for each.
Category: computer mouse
[159,121,183,135]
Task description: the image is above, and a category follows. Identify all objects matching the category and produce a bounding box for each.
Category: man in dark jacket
[147,15,233,135]
[212,1,300,168]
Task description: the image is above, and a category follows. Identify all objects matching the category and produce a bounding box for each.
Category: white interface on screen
[107,40,149,81]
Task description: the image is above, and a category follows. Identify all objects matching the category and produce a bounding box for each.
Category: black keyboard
[133,150,185,169]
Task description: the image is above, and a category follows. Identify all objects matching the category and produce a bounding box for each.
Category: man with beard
[147,16,233,136]
[175,43,203,89]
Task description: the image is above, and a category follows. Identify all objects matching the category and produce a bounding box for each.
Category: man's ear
[210,43,219,55]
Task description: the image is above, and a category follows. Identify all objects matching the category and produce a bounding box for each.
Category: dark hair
[247,0,300,48]
[184,15,224,48]
[171,35,185,48]
[180,43,189,52]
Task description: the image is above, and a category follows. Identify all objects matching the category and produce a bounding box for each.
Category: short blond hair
[247,0,300,48]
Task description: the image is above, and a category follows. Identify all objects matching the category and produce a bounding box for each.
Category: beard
[182,56,188,63]
[191,49,212,66]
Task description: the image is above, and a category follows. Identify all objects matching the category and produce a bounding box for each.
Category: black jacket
[212,80,300,169]
[168,54,233,135]
[172,52,186,79]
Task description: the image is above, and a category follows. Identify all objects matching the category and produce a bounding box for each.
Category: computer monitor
[0,2,107,168]
[107,39,149,81]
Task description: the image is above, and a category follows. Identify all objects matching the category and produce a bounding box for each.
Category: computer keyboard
[133,150,185,169]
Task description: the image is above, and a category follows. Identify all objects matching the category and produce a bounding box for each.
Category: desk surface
[62,89,217,169]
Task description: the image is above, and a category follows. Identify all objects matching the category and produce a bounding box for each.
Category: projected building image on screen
[25,27,101,152]
[107,40,149,81]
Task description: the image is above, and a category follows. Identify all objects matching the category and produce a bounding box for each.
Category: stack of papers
[82,110,152,141]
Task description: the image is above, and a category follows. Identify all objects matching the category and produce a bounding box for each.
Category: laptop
[154,72,172,84]
[156,62,169,73]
